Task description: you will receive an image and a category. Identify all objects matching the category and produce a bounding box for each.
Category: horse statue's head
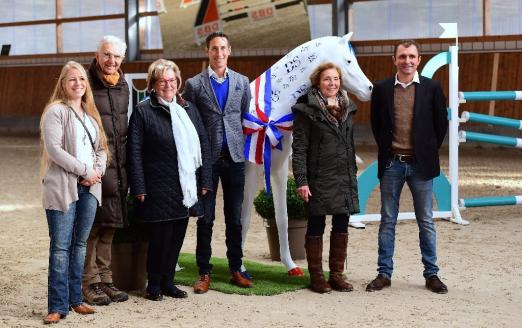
[243,32,373,192]
[332,32,372,101]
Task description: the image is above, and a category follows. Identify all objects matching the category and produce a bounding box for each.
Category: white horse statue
[241,32,373,276]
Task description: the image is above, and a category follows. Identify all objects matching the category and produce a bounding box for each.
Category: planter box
[265,219,306,261]
[111,241,148,292]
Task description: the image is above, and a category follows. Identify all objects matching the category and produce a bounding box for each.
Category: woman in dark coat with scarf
[127,59,211,300]
[292,62,360,294]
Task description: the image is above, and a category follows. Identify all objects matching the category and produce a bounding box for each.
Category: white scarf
[158,97,202,207]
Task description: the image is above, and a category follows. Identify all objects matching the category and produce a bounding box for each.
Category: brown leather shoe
[425,275,448,294]
[193,274,211,294]
[43,313,62,324]
[366,274,391,292]
[230,271,253,288]
[71,303,96,315]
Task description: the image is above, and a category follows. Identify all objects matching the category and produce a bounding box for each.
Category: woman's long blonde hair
[40,61,110,175]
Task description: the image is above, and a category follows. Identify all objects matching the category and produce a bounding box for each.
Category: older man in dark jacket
[82,35,130,305]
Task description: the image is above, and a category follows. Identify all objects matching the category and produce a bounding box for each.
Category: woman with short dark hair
[128,59,211,301]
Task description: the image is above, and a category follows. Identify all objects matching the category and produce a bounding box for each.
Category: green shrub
[112,195,150,244]
[253,176,306,221]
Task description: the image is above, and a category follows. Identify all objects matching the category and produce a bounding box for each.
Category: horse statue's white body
[241,33,373,275]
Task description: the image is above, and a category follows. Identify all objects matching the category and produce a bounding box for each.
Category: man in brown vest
[367,40,449,294]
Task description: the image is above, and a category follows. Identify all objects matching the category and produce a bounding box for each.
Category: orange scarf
[103,72,120,86]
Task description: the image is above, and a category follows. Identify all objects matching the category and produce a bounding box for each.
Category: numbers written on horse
[290,84,308,100]
[284,56,301,73]
[271,90,281,103]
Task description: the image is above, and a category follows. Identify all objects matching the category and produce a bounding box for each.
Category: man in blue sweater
[183,32,252,293]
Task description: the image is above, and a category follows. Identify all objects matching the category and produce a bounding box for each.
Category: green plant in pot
[253,176,307,261]
[112,195,150,244]
[111,195,150,292]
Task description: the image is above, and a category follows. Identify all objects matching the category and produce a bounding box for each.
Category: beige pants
[83,226,116,286]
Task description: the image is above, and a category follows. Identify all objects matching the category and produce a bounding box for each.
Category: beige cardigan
[41,103,107,212]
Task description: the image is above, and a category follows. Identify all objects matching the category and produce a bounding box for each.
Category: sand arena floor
[0,136,520,327]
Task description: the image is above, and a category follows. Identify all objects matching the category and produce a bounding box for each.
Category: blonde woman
[40,61,108,324]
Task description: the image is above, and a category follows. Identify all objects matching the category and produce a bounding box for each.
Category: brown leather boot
[328,232,353,292]
[305,235,331,293]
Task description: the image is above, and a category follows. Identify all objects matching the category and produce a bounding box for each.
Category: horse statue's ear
[340,32,354,44]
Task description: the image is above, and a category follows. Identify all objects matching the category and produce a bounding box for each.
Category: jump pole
[460,196,522,208]
[460,91,522,102]
[459,131,522,148]
[460,111,522,130]
[447,45,468,224]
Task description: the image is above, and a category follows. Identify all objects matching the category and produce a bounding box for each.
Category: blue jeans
[46,185,97,315]
[377,160,439,279]
[196,156,245,274]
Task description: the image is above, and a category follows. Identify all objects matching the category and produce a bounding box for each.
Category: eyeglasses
[101,52,123,61]
[157,79,177,87]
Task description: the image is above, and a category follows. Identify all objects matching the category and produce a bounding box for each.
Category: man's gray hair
[97,35,127,56]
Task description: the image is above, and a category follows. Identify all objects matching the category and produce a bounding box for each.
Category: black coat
[127,94,212,222]
[370,75,448,180]
[291,91,360,216]
[88,60,130,228]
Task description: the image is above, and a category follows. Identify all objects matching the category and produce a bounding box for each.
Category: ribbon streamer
[243,68,294,194]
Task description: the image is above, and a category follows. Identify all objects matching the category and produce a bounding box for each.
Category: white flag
[439,23,458,38]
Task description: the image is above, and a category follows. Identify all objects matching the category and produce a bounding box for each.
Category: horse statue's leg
[270,137,304,276]
[239,160,260,278]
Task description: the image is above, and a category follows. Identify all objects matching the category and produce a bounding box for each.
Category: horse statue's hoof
[288,267,304,277]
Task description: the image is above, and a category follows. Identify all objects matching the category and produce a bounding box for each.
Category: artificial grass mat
[175,253,309,296]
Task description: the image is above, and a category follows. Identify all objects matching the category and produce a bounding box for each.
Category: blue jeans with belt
[46,184,97,315]
[377,159,439,279]
[196,154,245,274]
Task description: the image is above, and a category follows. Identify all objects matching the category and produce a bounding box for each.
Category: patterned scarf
[312,88,351,127]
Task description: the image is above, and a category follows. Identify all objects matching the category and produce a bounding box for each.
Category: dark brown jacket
[291,90,360,216]
[88,59,130,228]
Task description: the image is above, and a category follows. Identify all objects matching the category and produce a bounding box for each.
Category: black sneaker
[162,285,188,299]
[144,285,163,301]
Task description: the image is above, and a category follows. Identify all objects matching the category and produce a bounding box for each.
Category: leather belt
[391,154,415,163]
